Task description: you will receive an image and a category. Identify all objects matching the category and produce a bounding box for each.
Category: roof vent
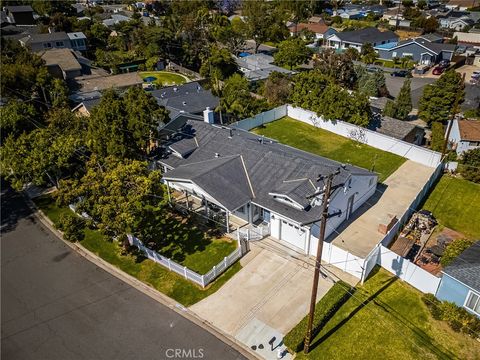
[229,128,234,138]
[215,153,220,158]
[173,87,178,92]
[182,101,186,106]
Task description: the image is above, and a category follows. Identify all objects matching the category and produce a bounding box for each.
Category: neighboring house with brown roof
[448,118,480,155]
[288,22,337,42]
[72,72,143,94]
[40,48,82,80]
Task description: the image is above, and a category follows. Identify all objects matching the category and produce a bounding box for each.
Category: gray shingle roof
[160,120,376,224]
[164,155,253,211]
[25,31,70,44]
[5,5,33,13]
[443,241,480,292]
[335,27,398,44]
[368,115,421,140]
[151,82,219,115]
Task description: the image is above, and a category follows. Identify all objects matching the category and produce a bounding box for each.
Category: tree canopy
[274,37,312,70]
[419,70,464,124]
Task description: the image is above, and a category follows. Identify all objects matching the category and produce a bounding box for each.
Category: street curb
[24,194,260,360]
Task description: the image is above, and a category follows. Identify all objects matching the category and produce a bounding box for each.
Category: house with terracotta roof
[448,119,480,155]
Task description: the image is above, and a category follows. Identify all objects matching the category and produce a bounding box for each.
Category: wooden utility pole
[441,73,466,159]
[304,170,339,354]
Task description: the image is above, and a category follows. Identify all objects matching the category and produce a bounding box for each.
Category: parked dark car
[432,66,445,75]
[366,66,382,73]
[391,70,412,77]
[438,59,450,68]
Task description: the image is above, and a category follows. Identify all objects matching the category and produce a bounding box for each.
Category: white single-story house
[447,119,480,155]
[325,27,398,52]
[158,113,378,256]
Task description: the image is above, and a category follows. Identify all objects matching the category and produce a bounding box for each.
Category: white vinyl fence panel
[231,105,287,131]
[127,235,242,288]
[377,245,441,294]
[287,106,442,168]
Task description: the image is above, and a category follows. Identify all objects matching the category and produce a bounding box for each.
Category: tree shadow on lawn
[310,272,397,351]
[310,271,458,359]
[149,211,219,263]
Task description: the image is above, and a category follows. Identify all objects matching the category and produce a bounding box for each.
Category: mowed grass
[422,175,480,239]
[252,117,406,182]
[34,195,241,307]
[294,267,480,360]
[140,71,189,86]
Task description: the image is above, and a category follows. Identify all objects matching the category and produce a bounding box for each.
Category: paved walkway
[330,160,435,258]
[190,243,334,359]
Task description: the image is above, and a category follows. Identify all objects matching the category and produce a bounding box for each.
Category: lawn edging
[283,280,354,353]
[30,194,243,306]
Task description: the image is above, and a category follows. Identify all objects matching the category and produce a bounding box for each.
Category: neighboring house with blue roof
[436,242,480,318]
[375,37,456,65]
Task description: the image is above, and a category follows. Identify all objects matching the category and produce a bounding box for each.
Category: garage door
[280,220,306,251]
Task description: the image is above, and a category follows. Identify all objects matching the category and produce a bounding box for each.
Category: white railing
[236,223,270,242]
[127,235,242,288]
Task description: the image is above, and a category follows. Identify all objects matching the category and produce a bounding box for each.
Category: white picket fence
[127,235,242,288]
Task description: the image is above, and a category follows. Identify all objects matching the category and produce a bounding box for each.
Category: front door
[346,194,355,220]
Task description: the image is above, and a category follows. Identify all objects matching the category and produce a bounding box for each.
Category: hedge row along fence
[284,280,354,353]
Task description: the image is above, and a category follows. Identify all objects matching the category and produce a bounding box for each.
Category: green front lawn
[290,267,480,360]
[422,175,480,239]
[140,71,189,86]
[252,117,406,182]
[34,195,241,307]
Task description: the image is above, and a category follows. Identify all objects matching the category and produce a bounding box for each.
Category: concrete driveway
[190,244,333,357]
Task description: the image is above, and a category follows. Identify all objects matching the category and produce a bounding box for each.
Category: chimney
[229,128,234,138]
[203,107,214,124]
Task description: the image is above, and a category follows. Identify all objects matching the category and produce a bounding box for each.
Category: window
[55,41,64,47]
[392,51,397,57]
[43,42,52,48]
[465,291,480,315]
[469,141,479,146]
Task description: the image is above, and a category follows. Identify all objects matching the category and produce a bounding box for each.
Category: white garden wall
[286,106,442,168]
[376,245,441,294]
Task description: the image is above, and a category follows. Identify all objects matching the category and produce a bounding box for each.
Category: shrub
[57,212,85,242]
[423,295,480,337]
[441,238,475,266]
[284,281,353,353]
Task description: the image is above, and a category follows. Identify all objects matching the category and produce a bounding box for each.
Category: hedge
[284,280,353,353]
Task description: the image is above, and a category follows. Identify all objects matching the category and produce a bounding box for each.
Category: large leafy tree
[356,66,388,98]
[460,148,480,183]
[0,108,85,190]
[263,72,293,106]
[313,48,357,89]
[87,88,168,159]
[242,0,289,53]
[361,42,377,64]
[419,70,464,124]
[291,70,371,126]
[57,156,167,240]
[200,45,238,91]
[383,79,412,120]
[274,37,312,70]
[212,17,247,56]
[220,74,268,120]
[0,100,38,142]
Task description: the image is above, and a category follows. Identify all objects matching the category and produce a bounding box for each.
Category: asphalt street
[1,188,247,360]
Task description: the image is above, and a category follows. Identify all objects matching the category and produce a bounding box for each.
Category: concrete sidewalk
[190,245,334,359]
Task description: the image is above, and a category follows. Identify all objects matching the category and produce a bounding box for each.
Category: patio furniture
[430,245,444,257]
